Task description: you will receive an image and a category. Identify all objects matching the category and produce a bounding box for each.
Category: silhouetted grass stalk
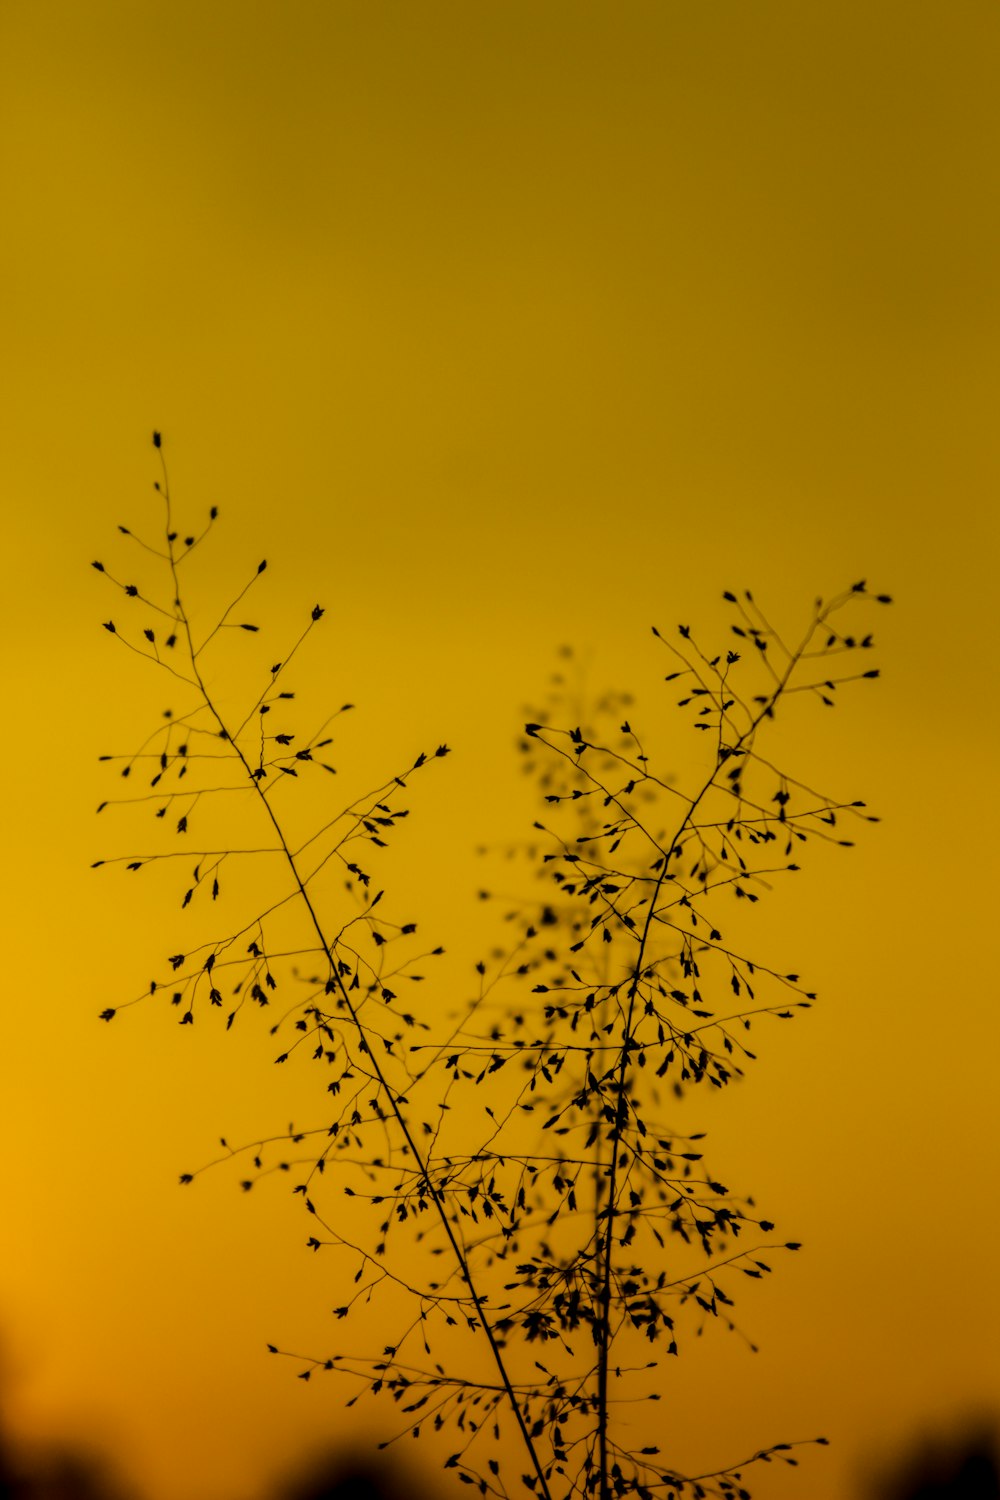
[108,437,553,1500]
[91,435,891,1500]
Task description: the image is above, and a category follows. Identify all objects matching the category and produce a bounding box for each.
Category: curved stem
[593,617,822,1500]
[159,458,553,1500]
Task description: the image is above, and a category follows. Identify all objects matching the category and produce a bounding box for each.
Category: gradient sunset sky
[2,4,998,1500]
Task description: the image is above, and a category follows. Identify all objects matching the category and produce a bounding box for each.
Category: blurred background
[2,3,998,1498]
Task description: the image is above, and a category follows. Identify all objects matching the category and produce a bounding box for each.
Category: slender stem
[593,616,821,1500]
[158,457,553,1500]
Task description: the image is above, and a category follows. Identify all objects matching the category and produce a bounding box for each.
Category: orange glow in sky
[3,5,999,1500]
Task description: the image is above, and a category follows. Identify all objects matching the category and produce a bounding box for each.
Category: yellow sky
[2,4,999,1499]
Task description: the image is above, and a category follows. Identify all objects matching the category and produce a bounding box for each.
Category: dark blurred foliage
[0,1412,429,1500]
[0,1427,134,1500]
[4,1394,996,1500]
[271,1449,430,1500]
[871,1424,1000,1500]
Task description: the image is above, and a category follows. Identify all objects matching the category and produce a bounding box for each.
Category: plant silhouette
[271,1447,430,1500]
[91,435,891,1500]
[871,1426,1000,1500]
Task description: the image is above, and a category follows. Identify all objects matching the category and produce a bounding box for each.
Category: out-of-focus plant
[90,434,890,1500]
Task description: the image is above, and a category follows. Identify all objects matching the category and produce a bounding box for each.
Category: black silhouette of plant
[872,1425,1000,1500]
[90,435,890,1500]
